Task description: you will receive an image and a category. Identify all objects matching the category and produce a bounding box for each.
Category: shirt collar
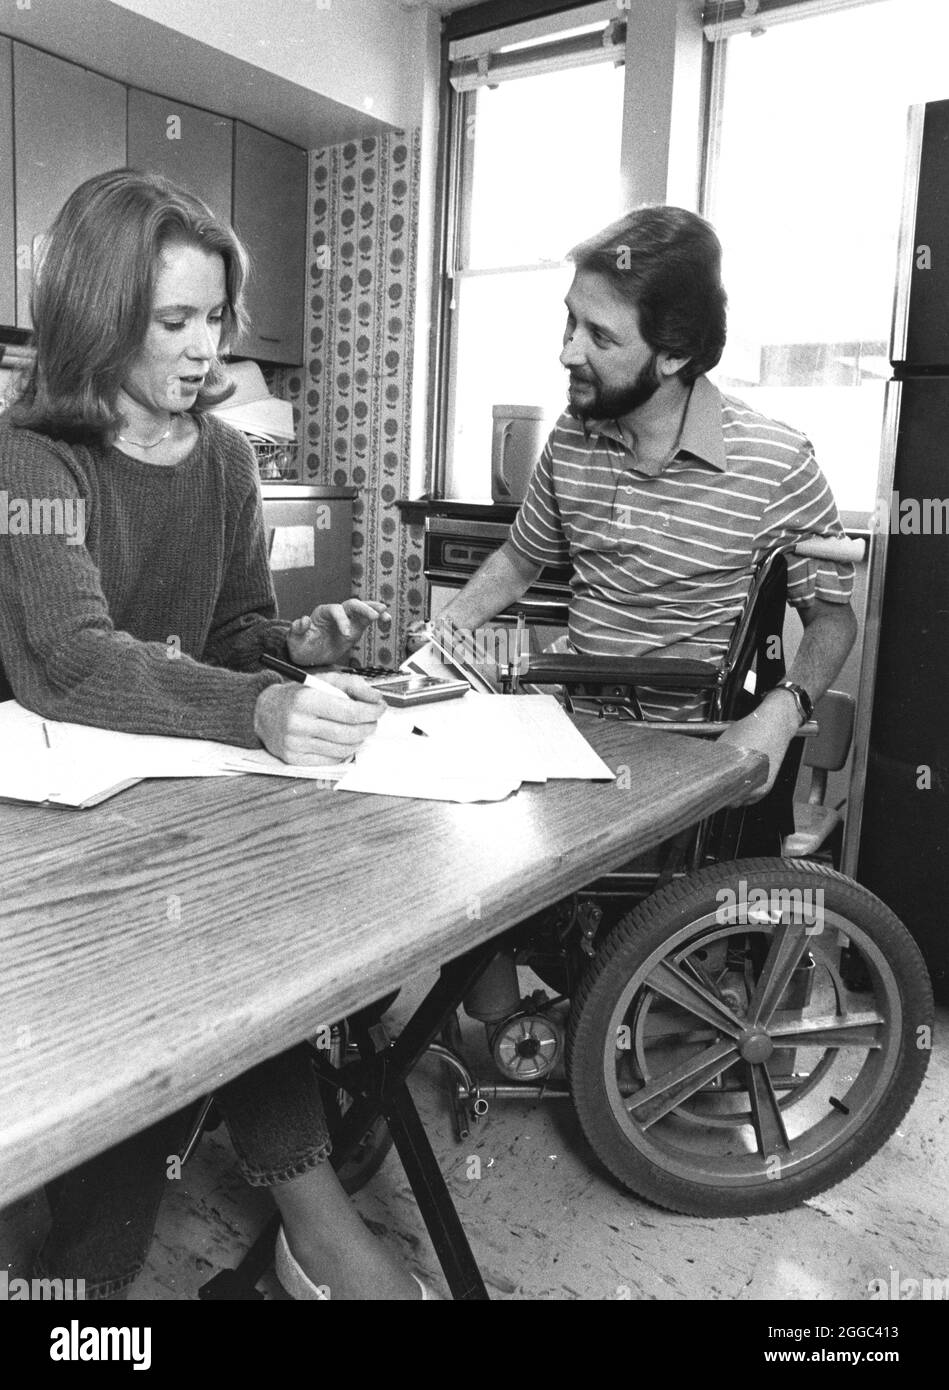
[579,374,726,473]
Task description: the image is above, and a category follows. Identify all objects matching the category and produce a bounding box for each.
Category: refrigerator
[847,98,949,992]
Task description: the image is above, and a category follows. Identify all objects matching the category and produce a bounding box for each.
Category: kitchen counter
[396,497,518,526]
[261,483,357,500]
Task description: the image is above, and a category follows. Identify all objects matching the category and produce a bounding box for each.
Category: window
[440,6,626,499]
[705,0,949,519]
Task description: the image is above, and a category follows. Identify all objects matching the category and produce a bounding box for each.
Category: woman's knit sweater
[0,412,289,748]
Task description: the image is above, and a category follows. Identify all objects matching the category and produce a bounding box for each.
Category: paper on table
[220,749,348,781]
[405,694,614,782]
[332,693,613,802]
[0,745,142,809]
[0,700,348,806]
[502,696,616,780]
[335,710,520,802]
[397,693,546,784]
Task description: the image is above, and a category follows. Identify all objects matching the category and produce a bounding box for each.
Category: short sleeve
[754,443,854,609]
[508,439,570,567]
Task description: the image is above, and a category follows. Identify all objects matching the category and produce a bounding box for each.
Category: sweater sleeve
[0,429,281,747]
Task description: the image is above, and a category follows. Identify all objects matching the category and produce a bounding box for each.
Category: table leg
[384,1079,489,1301]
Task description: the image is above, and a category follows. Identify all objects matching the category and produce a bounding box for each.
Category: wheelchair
[423,541,934,1218]
[196,541,932,1297]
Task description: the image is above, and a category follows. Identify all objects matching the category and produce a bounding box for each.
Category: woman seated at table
[0,168,432,1300]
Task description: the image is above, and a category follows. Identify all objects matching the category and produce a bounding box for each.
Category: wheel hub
[492,1013,561,1080]
[737,1028,774,1064]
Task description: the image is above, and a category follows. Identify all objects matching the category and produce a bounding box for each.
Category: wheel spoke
[746,921,811,1027]
[746,1062,791,1156]
[769,1009,885,1050]
[645,960,747,1038]
[627,1039,740,1127]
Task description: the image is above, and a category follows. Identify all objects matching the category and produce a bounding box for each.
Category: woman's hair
[8,168,250,444]
[568,206,727,384]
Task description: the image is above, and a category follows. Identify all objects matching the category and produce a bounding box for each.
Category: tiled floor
[2,982,946,1302]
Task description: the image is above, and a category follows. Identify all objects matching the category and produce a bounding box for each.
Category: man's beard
[568,352,662,421]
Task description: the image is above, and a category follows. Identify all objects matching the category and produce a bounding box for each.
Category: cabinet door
[14,45,126,328]
[127,89,232,221]
[0,39,14,327]
[232,123,306,365]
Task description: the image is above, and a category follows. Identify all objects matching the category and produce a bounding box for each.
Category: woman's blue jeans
[33,1043,332,1299]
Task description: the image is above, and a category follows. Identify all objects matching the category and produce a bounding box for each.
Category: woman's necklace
[116,416,178,449]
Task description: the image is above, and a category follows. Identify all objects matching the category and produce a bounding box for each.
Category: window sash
[449,20,626,92]
[701,0,889,41]
[448,0,620,61]
[439,40,624,494]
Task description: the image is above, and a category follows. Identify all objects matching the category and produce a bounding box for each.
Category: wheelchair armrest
[517,653,721,689]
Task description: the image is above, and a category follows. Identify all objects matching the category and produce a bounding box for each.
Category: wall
[300,132,426,667]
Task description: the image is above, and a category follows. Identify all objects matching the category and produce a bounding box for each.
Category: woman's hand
[253,672,385,764]
[287,599,390,666]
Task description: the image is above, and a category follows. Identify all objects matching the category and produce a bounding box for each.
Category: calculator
[365,673,469,707]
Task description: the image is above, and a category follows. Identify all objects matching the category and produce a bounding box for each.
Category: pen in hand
[260,654,354,703]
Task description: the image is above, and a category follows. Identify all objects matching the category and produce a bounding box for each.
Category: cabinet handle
[259,335,281,344]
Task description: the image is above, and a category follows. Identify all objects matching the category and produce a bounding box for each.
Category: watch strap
[773,679,813,726]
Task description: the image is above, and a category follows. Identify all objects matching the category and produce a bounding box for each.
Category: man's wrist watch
[771,679,814,727]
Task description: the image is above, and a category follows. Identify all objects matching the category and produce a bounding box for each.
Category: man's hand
[405,619,433,654]
[718,597,856,804]
[287,599,390,666]
[716,689,801,804]
[254,673,385,764]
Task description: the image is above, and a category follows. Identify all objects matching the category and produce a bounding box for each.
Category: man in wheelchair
[411,206,933,1219]
[428,205,857,802]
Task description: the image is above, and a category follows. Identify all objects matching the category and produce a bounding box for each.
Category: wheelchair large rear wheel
[566,859,933,1216]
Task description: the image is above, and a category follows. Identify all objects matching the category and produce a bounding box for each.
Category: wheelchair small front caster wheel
[566,858,933,1217]
[491,1012,562,1081]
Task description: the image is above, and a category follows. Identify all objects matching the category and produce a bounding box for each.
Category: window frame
[428,0,870,500]
[430,7,628,498]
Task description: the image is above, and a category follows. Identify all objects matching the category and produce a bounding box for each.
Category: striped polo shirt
[508,376,854,717]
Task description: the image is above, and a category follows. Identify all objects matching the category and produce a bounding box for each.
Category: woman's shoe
[413,1274,441,1300]
[274,1226,329,1301]
[275,1226,440,1301]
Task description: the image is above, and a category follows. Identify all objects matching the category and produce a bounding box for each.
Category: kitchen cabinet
[13,44,126,329]
[127,88,232,220]
[232,123,306,365]
[0,39,14,327]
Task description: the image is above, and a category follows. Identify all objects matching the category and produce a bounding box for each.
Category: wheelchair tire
[565,858,933,1217]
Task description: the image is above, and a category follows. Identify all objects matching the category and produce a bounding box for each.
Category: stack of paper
[0,692,614,809]
[0,701,346,808]
[334,693,614,802]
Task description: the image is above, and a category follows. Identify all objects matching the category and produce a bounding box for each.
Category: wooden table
[0,720,766,1211]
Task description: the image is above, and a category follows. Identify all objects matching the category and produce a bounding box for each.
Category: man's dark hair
[568,206,727,384]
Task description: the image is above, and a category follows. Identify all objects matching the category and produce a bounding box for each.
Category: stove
[424,515,572,632]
